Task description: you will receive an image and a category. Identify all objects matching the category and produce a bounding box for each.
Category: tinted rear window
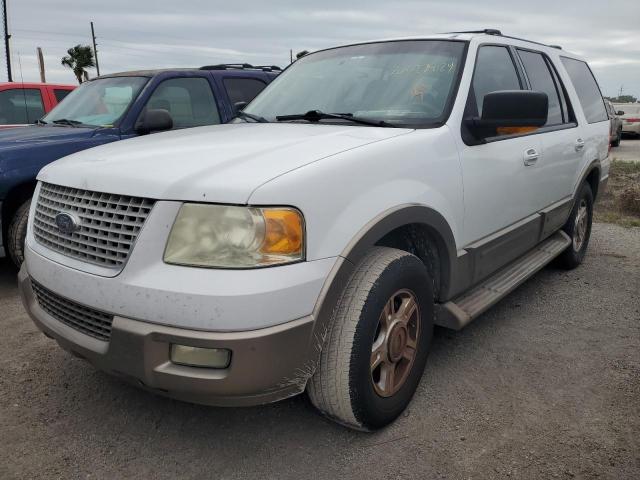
[54,89,72,103]
[224,78,267,106]
[561,57,607,123]
[517,50,563,125]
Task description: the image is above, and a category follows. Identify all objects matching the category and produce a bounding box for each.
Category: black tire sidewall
[349,254,434,430]
[562,183,594,266]
[8,199,31,268]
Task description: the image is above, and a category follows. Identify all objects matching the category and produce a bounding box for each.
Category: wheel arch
[576,159,601,202]
[306,205,458,377]
[340,205,457,302]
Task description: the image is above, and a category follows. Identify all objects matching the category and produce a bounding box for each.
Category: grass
[594,160,640,227]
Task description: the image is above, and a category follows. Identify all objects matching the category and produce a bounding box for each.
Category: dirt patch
[595,160,640,227]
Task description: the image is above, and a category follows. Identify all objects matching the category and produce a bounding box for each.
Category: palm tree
[61,45,96,84]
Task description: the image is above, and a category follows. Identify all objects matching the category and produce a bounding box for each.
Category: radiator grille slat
[33,183,154,270]
[31,280,113,342]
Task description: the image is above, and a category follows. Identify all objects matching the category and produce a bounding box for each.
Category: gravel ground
[0,223,639,480]
[612,138,640,163]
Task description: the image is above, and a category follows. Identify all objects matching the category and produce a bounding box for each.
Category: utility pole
[289,49,293,64]
[36,47,45,82]
[2,0,11,82]
[91,21,100,76]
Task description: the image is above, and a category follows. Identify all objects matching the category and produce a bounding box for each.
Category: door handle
[523,148,539,166]
[575,138,585,151]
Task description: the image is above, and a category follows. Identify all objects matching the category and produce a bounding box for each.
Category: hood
[39,123,412,204]
[0,125,96,151]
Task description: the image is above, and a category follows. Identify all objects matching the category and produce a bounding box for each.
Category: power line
[2,0,11,81]
[90,21,99,76]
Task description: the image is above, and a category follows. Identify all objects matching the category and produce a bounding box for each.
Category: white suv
[19,30,609,431]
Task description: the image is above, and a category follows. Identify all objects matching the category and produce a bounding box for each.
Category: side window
[0,88,45,124]
[560,57,607,123]
[223,78,267,106]
[517,50,563,126]
[472,46,521,115]
[144,77,221,129]
[54,89,72,103]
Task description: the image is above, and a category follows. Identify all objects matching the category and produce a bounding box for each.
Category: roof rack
[200,63,282,72]
[448,29,502,35]
[447,29,562,50]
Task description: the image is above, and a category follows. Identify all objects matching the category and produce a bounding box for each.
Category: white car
[614,103,640,136]
[19,30,609,431]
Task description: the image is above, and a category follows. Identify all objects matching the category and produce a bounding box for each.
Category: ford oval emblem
[55,212,80,235]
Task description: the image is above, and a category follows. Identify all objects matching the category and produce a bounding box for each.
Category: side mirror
[234,101,248,114]
[617,110,625,116]
[466,90,548,139]
[135,108,173,134]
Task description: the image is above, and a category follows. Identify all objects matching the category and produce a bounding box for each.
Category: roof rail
[200,63,282,72]
[448,29,563,51]
[448,29,502,35]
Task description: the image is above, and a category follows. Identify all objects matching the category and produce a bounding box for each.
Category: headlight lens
[163,204,304,268]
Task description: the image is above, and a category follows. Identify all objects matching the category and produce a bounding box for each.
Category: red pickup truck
[0,82,76,128]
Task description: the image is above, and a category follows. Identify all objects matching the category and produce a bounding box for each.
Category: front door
[457,45,542,247]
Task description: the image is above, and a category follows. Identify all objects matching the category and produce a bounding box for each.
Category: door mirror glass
[466,90,548,138]
[135,108,173,134]
[617,110,625,116]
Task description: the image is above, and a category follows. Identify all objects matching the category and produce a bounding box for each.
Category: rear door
[515,48,581,214]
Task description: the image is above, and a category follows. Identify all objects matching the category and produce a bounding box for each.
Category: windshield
[43,76,148,127]
[245,40,466,127]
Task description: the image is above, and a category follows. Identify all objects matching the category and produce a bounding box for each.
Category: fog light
[170,344,231,368]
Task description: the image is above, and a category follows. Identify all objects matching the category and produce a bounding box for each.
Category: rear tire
[611,129,621,147]
[7,199,31,268]
[307,247,433,431]
[557,183,593,270]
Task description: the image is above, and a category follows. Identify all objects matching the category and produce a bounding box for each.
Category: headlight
[163,204,304,268]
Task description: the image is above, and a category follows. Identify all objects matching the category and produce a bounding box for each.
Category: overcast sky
[2,0,639,98]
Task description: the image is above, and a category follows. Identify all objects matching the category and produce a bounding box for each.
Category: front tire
[307,247,433,431]
[7,199,31,268]
[557,183,593,269]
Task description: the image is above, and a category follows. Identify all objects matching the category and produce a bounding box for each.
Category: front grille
[33,183,155,270]
[31,280,113,341]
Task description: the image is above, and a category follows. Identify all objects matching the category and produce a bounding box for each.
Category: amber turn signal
[260,208,304,256]
[496,126,539,136]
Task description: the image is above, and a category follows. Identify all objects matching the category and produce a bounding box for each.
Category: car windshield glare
[244,40,466,127]
[43,76,148,127]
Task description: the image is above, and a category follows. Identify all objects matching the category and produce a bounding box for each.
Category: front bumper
[19,265,318,406]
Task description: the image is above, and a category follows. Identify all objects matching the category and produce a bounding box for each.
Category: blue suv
[0,64,280,266]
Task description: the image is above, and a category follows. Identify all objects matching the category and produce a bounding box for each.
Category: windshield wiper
[235,111,269,123]
[34,118,47,125]
[276,110,396,128]
[52,118,83,127]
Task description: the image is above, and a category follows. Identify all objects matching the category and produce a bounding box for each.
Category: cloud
[1,0,639,97]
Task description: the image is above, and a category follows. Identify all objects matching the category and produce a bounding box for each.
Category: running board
[435,231,571,330]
